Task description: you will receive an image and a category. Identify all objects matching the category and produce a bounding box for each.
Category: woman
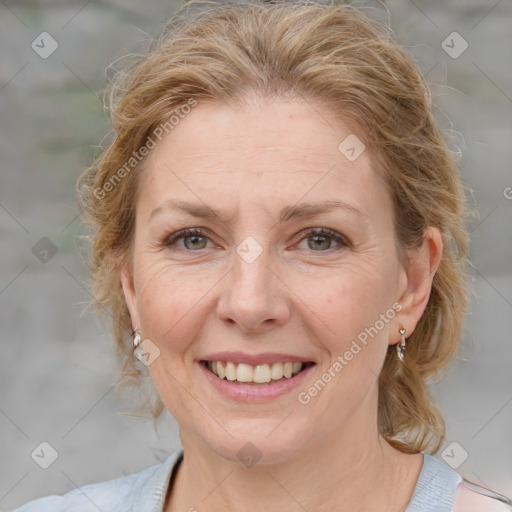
[13,0,511,510]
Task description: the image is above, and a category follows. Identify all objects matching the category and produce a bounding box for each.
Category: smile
[198,359,316,402]
[203,360,314,385]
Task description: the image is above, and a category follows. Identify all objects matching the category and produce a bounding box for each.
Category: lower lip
[198,362,316,402]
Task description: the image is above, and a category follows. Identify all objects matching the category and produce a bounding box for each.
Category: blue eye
[297,227,350,252]
[163,228,211,250]
[162,227,350,253]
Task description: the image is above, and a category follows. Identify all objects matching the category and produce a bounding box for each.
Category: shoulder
[406,454,511,512]
[452,480,512,512]
[11,450,183,512]
[11,474,136,512]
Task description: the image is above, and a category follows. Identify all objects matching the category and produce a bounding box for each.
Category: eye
[162,228,212,251]
[161,227,350,253]
[296,227,350,252]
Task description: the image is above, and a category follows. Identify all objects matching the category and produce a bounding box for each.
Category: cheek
[307,277,392,405]
[306,264,396,392]
[314,266,393,338]
[134,258,214,353]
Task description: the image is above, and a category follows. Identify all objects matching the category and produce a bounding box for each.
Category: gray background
[1,0,511,509]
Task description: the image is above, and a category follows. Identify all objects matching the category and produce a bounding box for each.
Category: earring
[132,327,142,349]
[397,328,406,361]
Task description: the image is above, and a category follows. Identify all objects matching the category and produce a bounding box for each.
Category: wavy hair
[77,0,471,454]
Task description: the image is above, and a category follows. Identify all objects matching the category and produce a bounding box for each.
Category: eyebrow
[149,199,364,224]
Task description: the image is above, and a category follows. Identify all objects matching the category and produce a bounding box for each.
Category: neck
[165,419,423,512]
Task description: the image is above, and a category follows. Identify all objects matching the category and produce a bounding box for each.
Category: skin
[120,95,443,512]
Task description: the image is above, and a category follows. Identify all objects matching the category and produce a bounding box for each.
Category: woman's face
[121,97,430,464]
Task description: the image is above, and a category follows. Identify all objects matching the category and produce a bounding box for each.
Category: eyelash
[162,227,350,253]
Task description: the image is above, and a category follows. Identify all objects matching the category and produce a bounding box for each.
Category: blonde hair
[77,0,471,454]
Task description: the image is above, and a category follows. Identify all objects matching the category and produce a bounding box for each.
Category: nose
[216,239,291,334]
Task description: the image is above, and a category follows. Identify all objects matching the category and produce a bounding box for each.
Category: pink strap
[451,481,512,511]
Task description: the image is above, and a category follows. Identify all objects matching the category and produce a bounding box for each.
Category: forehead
[137,98,392,221]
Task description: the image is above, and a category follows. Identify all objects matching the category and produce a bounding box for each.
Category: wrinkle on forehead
[136,98,392,226]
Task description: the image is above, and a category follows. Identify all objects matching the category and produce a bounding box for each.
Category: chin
[201,419,313,467]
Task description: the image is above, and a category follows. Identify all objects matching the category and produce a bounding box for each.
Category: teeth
[270,362,283,380]
[217,361,225,379]
[206,360,306,383]
[225,361,237,381]
[253,364,271,383]
[236,363,253,383]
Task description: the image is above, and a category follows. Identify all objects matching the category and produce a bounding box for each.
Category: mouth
[200,360,316,385]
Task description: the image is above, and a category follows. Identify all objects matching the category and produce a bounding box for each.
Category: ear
[392,226,443,344]
[119,255,141,330]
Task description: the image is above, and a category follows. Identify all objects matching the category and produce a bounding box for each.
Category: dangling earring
[132,327,142,349]
[397,328,406,361]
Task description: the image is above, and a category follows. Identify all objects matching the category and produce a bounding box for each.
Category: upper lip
[199,352,315,366]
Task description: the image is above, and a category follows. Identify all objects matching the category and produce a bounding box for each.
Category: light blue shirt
[8,449,500,511]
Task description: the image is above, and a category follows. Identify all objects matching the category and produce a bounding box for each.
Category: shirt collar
[406,454,462,511]
[132,449,184,512]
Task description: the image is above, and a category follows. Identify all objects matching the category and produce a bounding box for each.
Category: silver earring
[132,327,142,349]
[397,328,406,361]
